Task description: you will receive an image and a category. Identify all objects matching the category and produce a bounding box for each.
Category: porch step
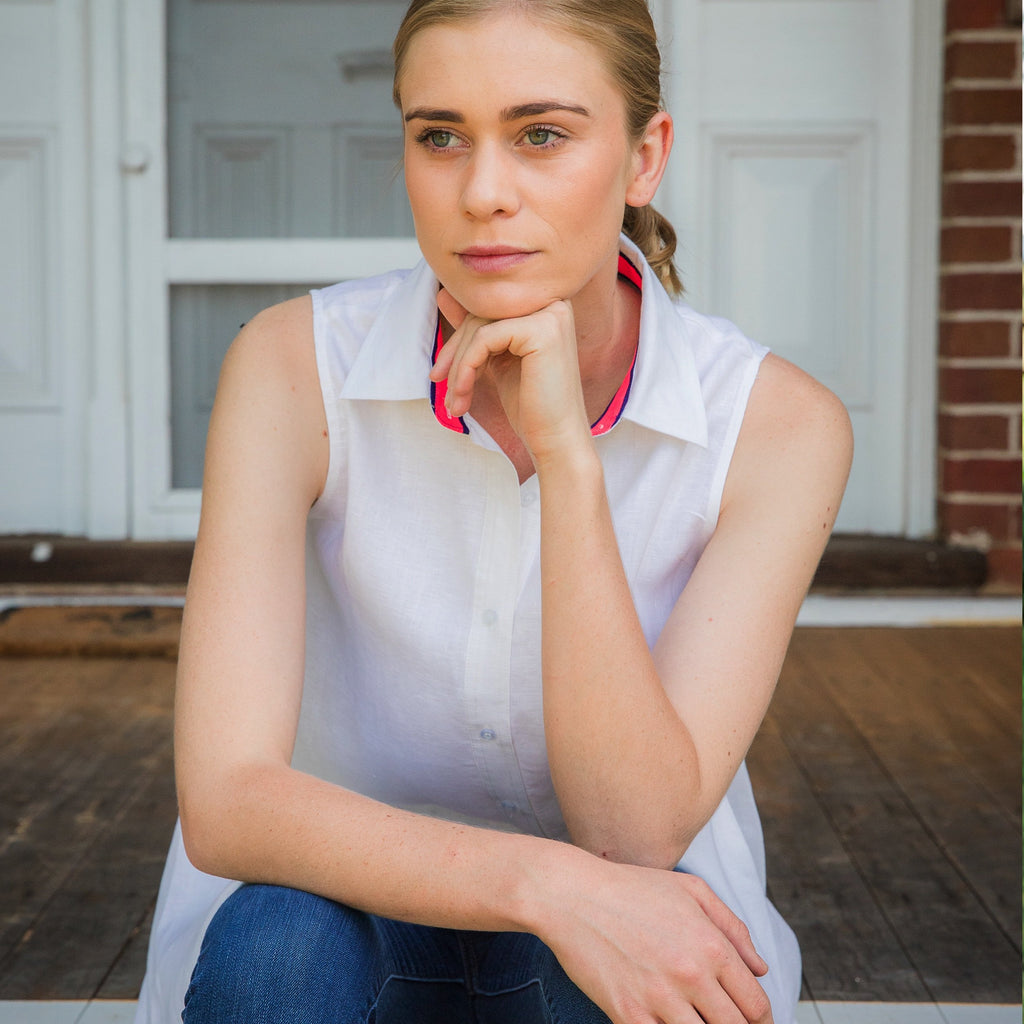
[0,534,993,592]
[812,534,988,592]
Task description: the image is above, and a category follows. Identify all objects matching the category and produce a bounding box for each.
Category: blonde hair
[393,0,682,295]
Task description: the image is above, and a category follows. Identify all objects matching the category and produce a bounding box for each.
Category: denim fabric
[182,883,612,1024]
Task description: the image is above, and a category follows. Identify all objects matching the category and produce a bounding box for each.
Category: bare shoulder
[204,293,327,511]
[724,352,853,515]
[220,293,317,384]
[748,352,851,449]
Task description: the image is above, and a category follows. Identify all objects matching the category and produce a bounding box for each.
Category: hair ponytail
[623,203,681,296]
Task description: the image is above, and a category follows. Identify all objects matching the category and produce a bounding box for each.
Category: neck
[571,258,642,420]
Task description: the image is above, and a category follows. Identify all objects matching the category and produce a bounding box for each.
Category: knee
[184,884,376,1020]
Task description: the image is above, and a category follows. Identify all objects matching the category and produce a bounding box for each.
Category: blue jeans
[182,883,612,1024]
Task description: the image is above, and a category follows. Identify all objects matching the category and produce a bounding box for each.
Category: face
[399,12,659,321]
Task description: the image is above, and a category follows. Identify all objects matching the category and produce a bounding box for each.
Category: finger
[445,322,524,415]
[673,929,770,1024]
[431,312,488,387]
[691,979,771,1024]
[681,876,768,977]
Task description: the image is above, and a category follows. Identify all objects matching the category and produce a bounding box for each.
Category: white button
[479,729,497,741]
[500,800,518,813]
[521,491,536,507]
[481,609,498,626]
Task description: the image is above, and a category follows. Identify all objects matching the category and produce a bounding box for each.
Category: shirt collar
[340,235,708,448]
[619,235,708,447]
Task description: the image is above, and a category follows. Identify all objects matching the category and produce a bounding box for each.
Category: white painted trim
[124,0,175,539]
[56,0,91,535]
[2,592,1018,629]
[84,0,130,538]
[797,594,1022,627]
[0,1004,1018,1024]
[165,238,423,283]
[902,0,945,538]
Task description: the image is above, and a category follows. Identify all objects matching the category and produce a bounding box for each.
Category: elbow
[177,762,266,879]
[576,825,696,872]
[178,788,230,877]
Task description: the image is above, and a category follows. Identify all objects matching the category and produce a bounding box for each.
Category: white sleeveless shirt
[135,237,801,1024]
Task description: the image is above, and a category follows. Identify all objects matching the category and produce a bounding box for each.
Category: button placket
[463,456,535,823]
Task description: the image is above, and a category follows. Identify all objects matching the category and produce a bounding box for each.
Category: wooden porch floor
[0,608,1019,1004]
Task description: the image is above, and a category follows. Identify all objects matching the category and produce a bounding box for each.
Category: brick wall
[938,0,1022,589]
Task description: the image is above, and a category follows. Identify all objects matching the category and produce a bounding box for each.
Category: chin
[450,282,561,322]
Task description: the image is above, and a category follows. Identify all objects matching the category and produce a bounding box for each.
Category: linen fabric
[134,236,801,1024]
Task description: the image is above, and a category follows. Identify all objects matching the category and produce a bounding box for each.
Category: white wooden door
[0,0,94,534]
[125,0,419,538]
[654,0,943,535]
[124,0,942,539]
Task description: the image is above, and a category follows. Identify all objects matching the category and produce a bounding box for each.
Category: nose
[460,142,520,220]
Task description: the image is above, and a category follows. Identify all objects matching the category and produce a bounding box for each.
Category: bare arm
[538,352,852,865]
[176,297,550,932]
[435,294,853,868]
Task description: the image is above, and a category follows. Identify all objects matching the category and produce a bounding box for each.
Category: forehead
[399,11,620,110]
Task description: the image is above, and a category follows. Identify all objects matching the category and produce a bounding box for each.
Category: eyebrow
[403,100,591,123]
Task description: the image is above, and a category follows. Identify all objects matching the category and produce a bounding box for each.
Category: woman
[136,1,852,1022]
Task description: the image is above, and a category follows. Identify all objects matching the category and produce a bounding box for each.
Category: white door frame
[84,0,131,538]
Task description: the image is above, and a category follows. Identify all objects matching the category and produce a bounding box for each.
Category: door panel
[167,0,411,240]
[0,1,88,534]
[663,0,941,535]
[163,0,411,498]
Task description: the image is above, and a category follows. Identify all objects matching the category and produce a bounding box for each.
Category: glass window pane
[167,0,412,239]
[170,284,327,488]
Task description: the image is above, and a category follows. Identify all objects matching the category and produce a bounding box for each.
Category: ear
[625,111,673,208]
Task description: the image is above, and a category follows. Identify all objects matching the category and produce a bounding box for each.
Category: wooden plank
[805,628,1021,944]
[900,626,1021,725]
[748,709,931,1001]
[774,629,1021,1003]
[0,753,176,999]
[0,658,175,995]
[804,628,1020,820]
[0,624,1018,1003]
[96,900,158,1000]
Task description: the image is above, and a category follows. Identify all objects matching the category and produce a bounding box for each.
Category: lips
[456,246,536,273]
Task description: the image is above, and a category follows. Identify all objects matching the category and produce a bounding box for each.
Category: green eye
[428,130,455,148]
[526,129,554,146]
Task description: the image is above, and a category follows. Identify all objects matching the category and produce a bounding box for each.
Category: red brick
[985,546,1022,588]
[939,498,1018,539]
[943,179,1023,218]
[939,411,1013,449]
[945,40,1020,80]
[941,271,1023,311]
[942,133,1018,172]
[941,225,1016,262]
[942,455,1022,493]
[940,320,1016,357]
[945,87,1023,126]
[946,0,1014,30]
[940,365,1022,403]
